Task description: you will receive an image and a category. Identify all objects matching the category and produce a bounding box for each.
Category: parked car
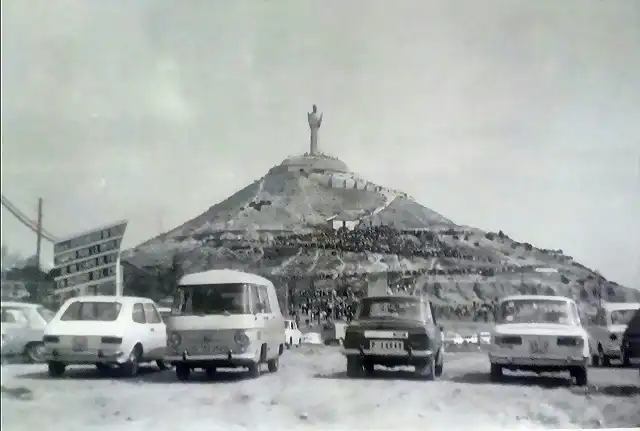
[588,302,640,367]
[621,307,640,371]
[464,333,479,344]
[479,332,492,344]
[489,295,590,386]
[285,319,302,348]
[443,331,464,345]
[1,301,56,362]
[165,269,285,381]
[321,320,347,345]
[42,296,168,377]
[341,295,444,380]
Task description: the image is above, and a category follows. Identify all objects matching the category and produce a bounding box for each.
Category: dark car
[341,295,444,380]
[621,307,640,370]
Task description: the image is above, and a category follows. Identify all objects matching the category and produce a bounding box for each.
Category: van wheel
[205,367,217,378]
[156,360,170,371]
[25,342,46,363]
[47,361,66,377]
[434,350,444,377]
[597,345,611,367]
[247,362,260,378]
[267,357,279,373]
[175,364,190,381]
[571,366,588,386]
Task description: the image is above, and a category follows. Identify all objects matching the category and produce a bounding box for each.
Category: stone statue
[307,104,323,155]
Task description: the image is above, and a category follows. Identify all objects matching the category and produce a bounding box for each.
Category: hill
[126,152,638,306]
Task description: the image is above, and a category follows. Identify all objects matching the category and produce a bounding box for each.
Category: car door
[143,303,165,359]
[131,303,150,356]
[1,307,30,355]
[256,285,277,357]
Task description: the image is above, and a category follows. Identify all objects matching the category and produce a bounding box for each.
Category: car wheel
[156,360,170,371]
[247,362,261,378]
[297,337,302,347]
[25,342,46,363]
[175,364,190,381]
[267,357,280,373]
[591,354,600,367]
[47,361,66,377]
[205,367,217,378]
[416,359,436,380]
[490,363,503,381]
[96,363,113,376]
[598,347,611,367]
[120,346,141,377]
[346,356,362,378]
[363,362,374,376]
[434,350,444,377]
[621,351,631,367]
[571,366,588,386]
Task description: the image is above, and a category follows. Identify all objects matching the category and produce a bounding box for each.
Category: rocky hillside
[126,154,638,306]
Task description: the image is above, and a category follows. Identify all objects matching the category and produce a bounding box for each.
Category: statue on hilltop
[307,104,323,156]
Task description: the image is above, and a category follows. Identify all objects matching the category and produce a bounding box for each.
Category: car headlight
[234,330,250,346]
[168,332,182,348]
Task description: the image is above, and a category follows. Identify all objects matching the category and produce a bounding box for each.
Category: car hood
[350,318,427,331]
[495,323,586,337]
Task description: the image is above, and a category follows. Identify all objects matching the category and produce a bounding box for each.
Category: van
[164,269,285,381]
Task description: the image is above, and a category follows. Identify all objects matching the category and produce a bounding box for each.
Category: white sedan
[1,301,56,362]
[42,296,168,377]
[489,295,590,386]
[285,319,302,348]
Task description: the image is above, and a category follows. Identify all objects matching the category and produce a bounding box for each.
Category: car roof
[65,296,154,304]
[601,302,640,311]
[179,269,272,287]
[0,301,40,308]
[499,295,574,304]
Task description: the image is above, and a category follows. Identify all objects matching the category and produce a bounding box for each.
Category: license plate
[72,336,88,352]
[529,340,548,354]
[370,340,404,352]
[197,344,226,354]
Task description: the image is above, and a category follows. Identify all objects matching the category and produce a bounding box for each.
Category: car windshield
[609,308,638,325]
[358,297,431,321]
[173,283,251,315]
[37,307,56,323]
[60,301,122,321]
[497,299,579,325]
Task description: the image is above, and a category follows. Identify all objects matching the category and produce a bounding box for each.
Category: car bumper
[342,347,433,358]
[165,350,259,368]
[490,353,588,368]
[43,348,127,364]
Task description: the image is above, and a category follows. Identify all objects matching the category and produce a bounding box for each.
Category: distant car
[322,321,347,345]
[444,331,464,345]
[621,308,640,370]
[42,296,168,377]
[479,332,492,344]
[588,302,640,367]
[285,319,302,348]
[464,333,479,344]
[489,295,589,386]
[341,295,444,380]
[1,301,56,363]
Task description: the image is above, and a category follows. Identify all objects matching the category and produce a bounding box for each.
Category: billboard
[53,220,128,298]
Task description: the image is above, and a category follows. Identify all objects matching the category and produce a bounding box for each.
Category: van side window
[249,285,261,313]
[143,303,162,323]
[257,286,271,313]
[132,303,146,323]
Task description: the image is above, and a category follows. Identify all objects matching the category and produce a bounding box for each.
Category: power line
[1,194,58,242]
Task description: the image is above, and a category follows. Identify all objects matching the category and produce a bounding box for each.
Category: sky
[1,0,639,287]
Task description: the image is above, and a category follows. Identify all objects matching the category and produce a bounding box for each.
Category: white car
[285,319,302,348]
[588,302,640,367]
[464,333,479,344]
[489,295,590,386]
[1,301,56,362]
[479,332,492,344]
[444,331,464,345]
[42,296,168,377]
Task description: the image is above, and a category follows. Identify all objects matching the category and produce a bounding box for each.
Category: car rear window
[60,301,122,321]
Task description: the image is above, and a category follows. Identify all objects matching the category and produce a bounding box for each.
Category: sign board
[53,220,128,298]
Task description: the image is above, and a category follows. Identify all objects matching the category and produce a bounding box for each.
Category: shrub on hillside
[524,243,533,251]
[485,232,495,241]
[474,241,480,247]
[561,275,570,284]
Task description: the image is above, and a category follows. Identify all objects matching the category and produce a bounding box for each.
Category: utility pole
[35,197,43,271]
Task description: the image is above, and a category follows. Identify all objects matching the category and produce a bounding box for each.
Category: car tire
[247,362,261,378]
[47,361,66,377]
[96,363,113,376]
[205,367,217,378]
[346,356,362,378]
[416,359,437,380]
[622,351,631,367]
[25,342,46,363]
[297,337,302,347]
[591,354,600,367]
[571,366,588,386]
[490,363,503,381]
[120,346,141,378]
[267,357,280,373]
[363,362,374,376]
[175,364,190,381]
[434,351,444,378]
[156,360,170,371]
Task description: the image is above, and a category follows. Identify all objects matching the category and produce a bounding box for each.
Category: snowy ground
[2,347,639,431]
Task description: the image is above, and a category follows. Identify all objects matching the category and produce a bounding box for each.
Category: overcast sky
[1,0,639,287]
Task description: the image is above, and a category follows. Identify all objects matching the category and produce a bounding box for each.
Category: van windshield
[173,283,251,316]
